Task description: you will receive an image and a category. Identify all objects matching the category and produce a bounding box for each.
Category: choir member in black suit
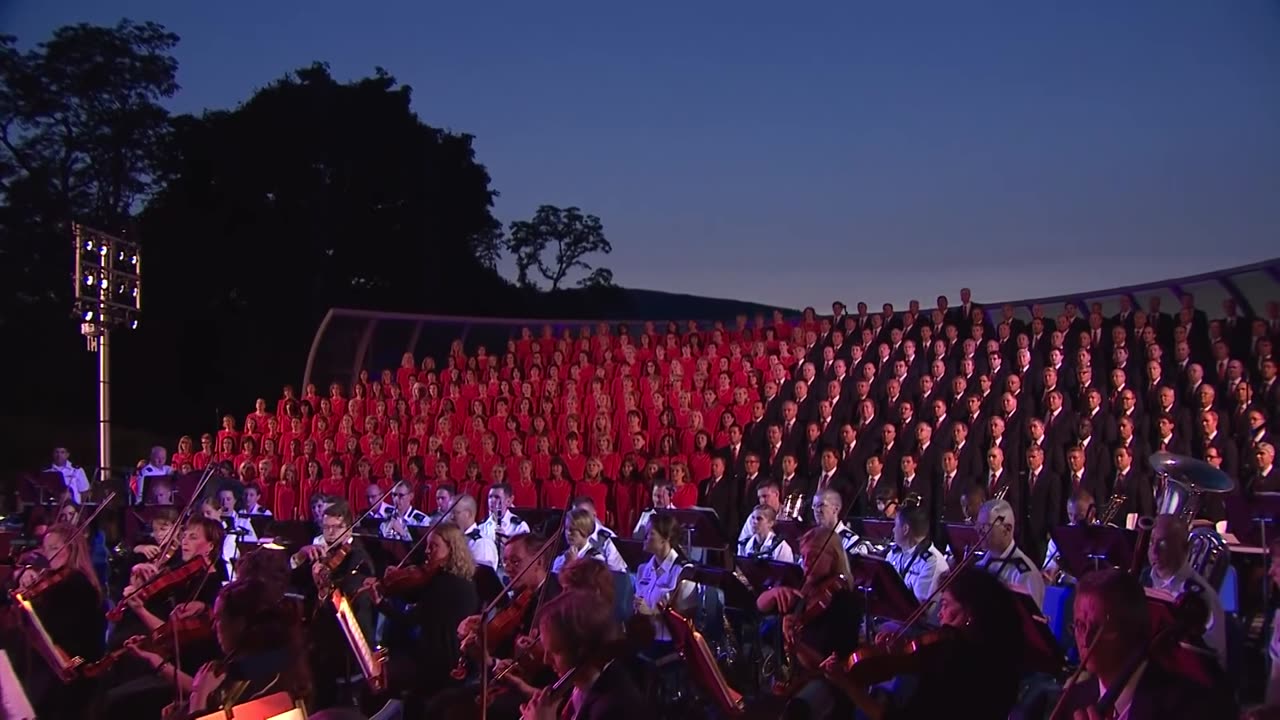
[938,449,972,524]
[1025,417,1065,477]
[1043,391,1074,452]
[814,447,854,515]
[898,453,931,518]
[1197,410,1240,482]
[1023,445,1061,560]
[698,456,740,540]
[1065,446,1109,506]
[1116,416,1151,475]
[1109,446,1154,521]
[1152,412,1192,456]
[1250,442,1278,493]
[1076,417,1113,483]
[950,421,983,481]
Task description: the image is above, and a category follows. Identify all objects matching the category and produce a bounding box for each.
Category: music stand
[123,507,173,546]
[1007,586,1067,677]
[613,537,651,572]
[774,519,809,549]
[511,507,565,536]
[859,519,895,545]
[1224,492,1279,547]
[943,523,981,560]
[355,535,414,574]
[27,472,66,508]
[667,508,729,550]
[1049,525,1135,581]
[846,555,920,624]
[261,519,314,549]
[735,555,804,590]
[679,565,757,614]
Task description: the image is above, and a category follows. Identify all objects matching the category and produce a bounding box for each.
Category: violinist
[823,568,1025,720]
[158,577,311,719]
[129,507,181,562]
[290,501,374,711]
[1055,568,1235,720]
[757,526,861,720]
[1140,514,1227,668]
[631,513,697,654]
[97,517,226,718]
[8,522,105,718]
[519,590,652,720]
[973,498,1045,609]
[368,522,479,707]
[551,508,627,574]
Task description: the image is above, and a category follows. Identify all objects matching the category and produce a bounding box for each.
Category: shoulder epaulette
[509,514,523,525]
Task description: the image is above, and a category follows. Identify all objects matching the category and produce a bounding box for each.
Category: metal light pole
[72,224,142,486]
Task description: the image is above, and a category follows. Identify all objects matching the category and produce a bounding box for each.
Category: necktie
[1116,472,1124,491]
[989,472,998,493]
[945,474,953,491]
[821,473,830,489]
[1029,472,1037,491]
[1072,473,1081,491]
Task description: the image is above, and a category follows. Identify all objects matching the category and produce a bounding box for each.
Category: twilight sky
[6,1,1279,310]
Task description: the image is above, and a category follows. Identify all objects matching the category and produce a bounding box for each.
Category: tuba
[1149,452,1235,528]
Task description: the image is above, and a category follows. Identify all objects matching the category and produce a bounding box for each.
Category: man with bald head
[450,494,498,569]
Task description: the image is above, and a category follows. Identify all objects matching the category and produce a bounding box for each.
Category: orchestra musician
[972,498,1045,609]
[480,483,532,551]
[134,577,310,719]
[1140,514,1228,668]
[633,480,675,537]
[631,513,697,654]
[364,482,394,521]
[552,508,627,574]
[379,480,430,540]
[367,522,480,706]
[289,500,375,711]
[884,501,948,608]
[757,526,861,720]
[737,504,796,563]
[811,488,872,555]
[518,590,652,720]
[97,516,227,718]
[7,522,105,718]
[571,497,620,555]
[1042,490,1094,585]
[737,481,784,545]
[822,568,1025,720]
[1055,568,1235,719]
[453,495,500,570]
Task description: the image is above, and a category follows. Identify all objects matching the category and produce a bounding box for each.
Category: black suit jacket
[1055,661,1235,720]
[1024,469,1061,554]
[1112,468,1155,518]
[698,475,740,539]
[938,473,972,523]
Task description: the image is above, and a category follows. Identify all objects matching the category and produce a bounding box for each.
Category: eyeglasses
[391,492,408,498]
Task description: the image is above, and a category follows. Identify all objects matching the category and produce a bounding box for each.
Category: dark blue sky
[7,1,1279,310]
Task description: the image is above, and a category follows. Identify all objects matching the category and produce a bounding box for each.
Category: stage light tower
[72,223,142,483]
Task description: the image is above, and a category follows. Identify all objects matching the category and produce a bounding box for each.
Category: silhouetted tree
[505,204,614,291]
[0,19,179,313]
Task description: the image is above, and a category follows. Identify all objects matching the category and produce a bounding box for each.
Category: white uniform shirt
[634,547,696,642]
[551,537,628,574]
[222,515,257,581]
[633,506,673,537]
[1146,564,1228,668]
[975,542,1046,609]
[136,463,172,504]
[462,523,499,569]
[885,540,948,605]
[835,521,872,556]
[379,507,430,540]
[479,510,532,544]
[736,531,796,564]
[48,462,90,504]
[243,504,272,517]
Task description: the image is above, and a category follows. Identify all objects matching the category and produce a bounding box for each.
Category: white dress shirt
[835,521,872,555]
[885,540,948,606]
[48,462,90,504]
[462,522,499,569]
[551,537,627,574]
[379,506,430,540]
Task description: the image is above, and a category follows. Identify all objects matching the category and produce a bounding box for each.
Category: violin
[81,613,214,678]
[380,563,438,597]
[107,556,210,622]
[450,588,536,680]
[774,573,849,697]
[10,564,71,602]
[837,623,963,685]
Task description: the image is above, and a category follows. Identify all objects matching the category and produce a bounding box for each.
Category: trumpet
[780,493,806,521]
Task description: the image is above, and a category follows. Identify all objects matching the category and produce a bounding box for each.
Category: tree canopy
[506,204,614,291]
